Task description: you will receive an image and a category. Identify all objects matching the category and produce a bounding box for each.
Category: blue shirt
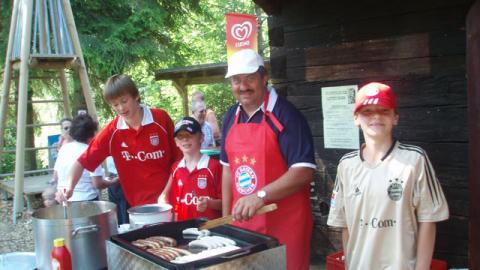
[201,122,215,148]
[220,87,316,169]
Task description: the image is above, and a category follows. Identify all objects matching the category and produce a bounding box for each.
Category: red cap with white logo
[354,82,397,114]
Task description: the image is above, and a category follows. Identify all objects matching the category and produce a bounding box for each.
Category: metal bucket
[127,203,172,229]
[32,201,118,270]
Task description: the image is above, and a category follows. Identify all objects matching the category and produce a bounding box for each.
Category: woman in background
[55,114,117,201]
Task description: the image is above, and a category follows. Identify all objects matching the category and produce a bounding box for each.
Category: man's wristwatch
[256,189,267,201]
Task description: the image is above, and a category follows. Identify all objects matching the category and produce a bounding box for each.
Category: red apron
[225,94,313,270]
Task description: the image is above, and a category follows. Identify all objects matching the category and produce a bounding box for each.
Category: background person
[48,117,74,186]
[327,82,449,270]
[191,100,215,148]
[220,49,317,270]
[191,91,221,142]
[62,74,181,207]
[106,156,130,224]
[54,114,117,202]
[158,117,222,221]
[58,117,73,147]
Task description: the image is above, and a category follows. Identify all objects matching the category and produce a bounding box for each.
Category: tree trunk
[72,75,87,115]
[25,86,36,171]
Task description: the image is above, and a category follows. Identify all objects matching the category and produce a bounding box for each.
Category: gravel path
[0,198,36,254]
[0,190,109,255]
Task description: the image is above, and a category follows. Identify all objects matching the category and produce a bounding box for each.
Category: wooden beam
[59,70,72,118]
[172,79,189,116]
[13,0,34,223]
[467,1,480,269]
[0,0,20,166]
[61,0,98,121]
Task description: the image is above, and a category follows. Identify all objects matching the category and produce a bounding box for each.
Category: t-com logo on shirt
[121,150,166,161]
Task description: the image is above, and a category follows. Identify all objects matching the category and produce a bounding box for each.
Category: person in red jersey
[158,117,222,221]
[62,74,181,207]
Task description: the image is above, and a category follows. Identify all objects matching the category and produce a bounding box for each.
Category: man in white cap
[220,49,317,270]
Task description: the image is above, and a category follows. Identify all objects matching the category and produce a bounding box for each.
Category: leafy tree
[0,0,269,172]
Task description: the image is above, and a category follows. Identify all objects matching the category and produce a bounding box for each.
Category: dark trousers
[108,176,130,224]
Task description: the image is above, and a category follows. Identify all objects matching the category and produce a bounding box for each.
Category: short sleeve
[78,123,113,172]
[413,153,449,222]
[272,98,316,169]
[327,165,347,227]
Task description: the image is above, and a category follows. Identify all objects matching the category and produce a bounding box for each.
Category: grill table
[107,219,286,270]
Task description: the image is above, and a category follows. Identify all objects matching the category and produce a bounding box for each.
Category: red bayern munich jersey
[170,154,222,221]
[78,106,182,206]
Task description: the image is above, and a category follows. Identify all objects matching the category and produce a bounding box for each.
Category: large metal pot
[127,203,172,229]
[32,201,117,270]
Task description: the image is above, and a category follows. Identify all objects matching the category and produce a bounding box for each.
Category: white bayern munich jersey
[327,141,449,270]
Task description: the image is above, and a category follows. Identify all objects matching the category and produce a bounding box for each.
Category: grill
[107,218,286,269]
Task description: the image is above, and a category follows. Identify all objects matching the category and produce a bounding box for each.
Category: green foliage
[0,0,269,173]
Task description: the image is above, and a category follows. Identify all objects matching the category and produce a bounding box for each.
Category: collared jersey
[170,154,222,221]
[78,106,181,206]
[327,141,449,270]
[220,86,316,169]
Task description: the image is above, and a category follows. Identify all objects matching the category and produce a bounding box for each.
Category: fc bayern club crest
[197,177,207,189]
[150,134,159,146]
[387,178,404,201]
[234,165,257,195]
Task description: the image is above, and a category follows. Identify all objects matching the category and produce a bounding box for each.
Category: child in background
[158,117,222,221]
[327,82,449,270]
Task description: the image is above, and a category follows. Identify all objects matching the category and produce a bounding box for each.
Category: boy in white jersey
[327,82,449,270]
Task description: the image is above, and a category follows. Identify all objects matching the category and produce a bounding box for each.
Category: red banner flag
[225,13,257,59]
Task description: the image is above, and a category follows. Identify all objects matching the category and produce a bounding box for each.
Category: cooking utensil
[62,188,68,219]
[199,203,278,230]
[109,218,284,269]
[128,203,173,229]
[32,201,118,270]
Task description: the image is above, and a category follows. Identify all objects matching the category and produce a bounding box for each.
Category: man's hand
[232,194,265,222]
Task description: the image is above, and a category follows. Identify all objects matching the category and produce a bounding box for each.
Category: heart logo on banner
[231,21,253,41]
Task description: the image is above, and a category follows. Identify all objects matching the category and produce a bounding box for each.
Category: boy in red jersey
[158,117,222,221]
[62,74,181,207]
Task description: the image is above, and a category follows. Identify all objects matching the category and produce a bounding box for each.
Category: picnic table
[0,174,52,212]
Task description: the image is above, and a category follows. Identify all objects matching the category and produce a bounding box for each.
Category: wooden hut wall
[262,0,472,267]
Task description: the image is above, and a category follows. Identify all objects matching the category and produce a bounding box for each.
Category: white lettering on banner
[235,40,250,48]
[180,193,210,206]
[120,150,165,161]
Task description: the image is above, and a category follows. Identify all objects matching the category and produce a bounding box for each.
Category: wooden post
[173,79,189,116]
[38,0,48,54]
[61,0,98,121]
[13,0,34,223]
[467,1,480,269]
[0,0,20,158]
[59,70,72,118]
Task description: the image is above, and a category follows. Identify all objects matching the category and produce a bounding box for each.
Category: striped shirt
[327,141,449,270]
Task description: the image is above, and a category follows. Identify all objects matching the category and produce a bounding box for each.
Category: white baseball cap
[225,49,264,78]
